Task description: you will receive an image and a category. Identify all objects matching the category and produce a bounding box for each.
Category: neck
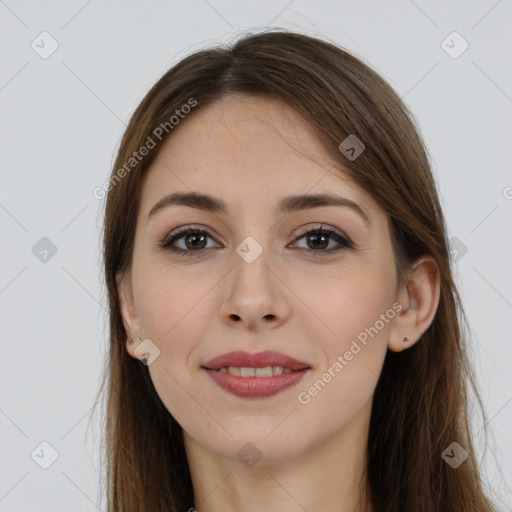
[184,402,373,512]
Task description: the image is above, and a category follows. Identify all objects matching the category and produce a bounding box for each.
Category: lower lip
[203,368,309,398]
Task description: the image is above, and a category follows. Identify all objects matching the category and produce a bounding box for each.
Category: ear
[116,270,143,359]
[388,255,441,352]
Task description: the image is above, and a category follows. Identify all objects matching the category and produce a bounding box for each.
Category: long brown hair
[94,29,499,511]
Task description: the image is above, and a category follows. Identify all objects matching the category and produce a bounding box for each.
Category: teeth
[255,366,272,377]
[219,366,295,377]
[240,367,255,377]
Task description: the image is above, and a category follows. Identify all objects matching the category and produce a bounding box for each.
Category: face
[119,94,401,465]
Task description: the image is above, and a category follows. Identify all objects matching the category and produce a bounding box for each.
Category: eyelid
[292,223,350,242]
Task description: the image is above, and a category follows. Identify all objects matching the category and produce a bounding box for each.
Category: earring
[403,336,410,343]
[130,337,141,345]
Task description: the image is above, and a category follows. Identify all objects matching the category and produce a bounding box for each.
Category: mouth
[210,366,298,376]
[201,350,311,398]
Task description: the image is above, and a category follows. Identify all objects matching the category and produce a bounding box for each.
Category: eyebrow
[147,191,372,228]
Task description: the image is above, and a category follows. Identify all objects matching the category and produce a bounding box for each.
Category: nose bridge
[220,233,289,329]
[230,235,274,302]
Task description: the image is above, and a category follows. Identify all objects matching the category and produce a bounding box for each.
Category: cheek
[293,261,394,413]
[134,266,211,346]
[295,258,396,344]
[134,269,216,404]
[134,271,209,425]
[294,291,392,440]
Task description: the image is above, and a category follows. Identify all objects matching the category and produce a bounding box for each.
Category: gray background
[1,0,511,510]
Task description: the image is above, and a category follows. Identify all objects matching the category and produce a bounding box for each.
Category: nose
[219,248,291,332]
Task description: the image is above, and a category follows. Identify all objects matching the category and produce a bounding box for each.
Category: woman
[96,29,499,511]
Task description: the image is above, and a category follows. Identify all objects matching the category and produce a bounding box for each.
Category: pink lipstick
[201,350,311,398]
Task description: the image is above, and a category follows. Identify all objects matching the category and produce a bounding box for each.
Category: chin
[203,430,310,467]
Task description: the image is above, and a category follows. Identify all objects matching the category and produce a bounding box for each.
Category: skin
[117,94,440,512]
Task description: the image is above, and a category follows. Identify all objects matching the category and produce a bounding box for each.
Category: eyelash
[159,224,354,257]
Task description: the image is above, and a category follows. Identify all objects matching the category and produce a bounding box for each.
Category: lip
[201,350,311,399]
[202,350,311,371]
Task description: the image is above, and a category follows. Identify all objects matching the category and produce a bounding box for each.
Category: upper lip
[202,350,311,371]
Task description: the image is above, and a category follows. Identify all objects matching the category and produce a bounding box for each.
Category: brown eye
[160,227,218,256]
[291,225,353,254]
[159,224,353,257]
[304,232,330,250]
[181,232,208,250]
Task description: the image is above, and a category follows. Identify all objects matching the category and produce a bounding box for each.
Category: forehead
[139,94,380,219]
